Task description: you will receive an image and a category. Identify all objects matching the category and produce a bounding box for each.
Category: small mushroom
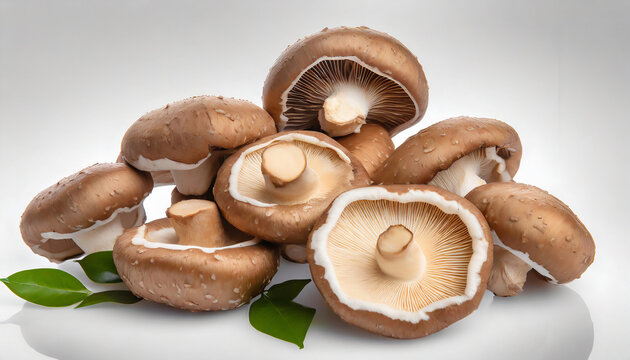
[19,163,153,262]
[121,95,276,196]
[214,131,370,244]
[466,182,595,296]
[375,116,522,196]
[263,26,429,137]
[308,185,493,338]
[113,199,280,311]
[336,124,395,180]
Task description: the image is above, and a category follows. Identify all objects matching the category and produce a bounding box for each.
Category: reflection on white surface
[1,263,593,360]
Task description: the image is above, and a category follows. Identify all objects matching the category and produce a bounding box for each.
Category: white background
[1,1,628,359]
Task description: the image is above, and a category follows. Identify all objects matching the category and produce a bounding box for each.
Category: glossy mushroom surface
[308,185,492,338]
[20,163,153,262]
[114,202,280,311]
[121,95,276,196]
[376,116,522,197]
[466,182,595,296]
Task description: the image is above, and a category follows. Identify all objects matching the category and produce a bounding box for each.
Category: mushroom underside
[235,139,353,206]
[283,58,416,134]
[39,205,146,255]
[324,199,475,313]
[428,146,511,197]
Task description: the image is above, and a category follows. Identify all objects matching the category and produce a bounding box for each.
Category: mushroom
[466,182,595,296]
[263,26,429,137]
[121,95,276,196]
[308,185,492,338]
[20,163,153,262]
[375,116,522,197]
[113,199,280,311]
[214,130,370,245]
[336,124,395,180]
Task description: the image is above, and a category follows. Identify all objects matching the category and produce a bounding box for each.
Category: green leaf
[76,251,122,283]
[266,279,311,301]
[0,269,90,307]
[75,290,141,308]
[249,295,315,349]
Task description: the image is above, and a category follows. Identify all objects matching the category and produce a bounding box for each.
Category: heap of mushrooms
[14,24,597,343]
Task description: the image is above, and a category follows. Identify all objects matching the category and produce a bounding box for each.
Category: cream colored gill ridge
[279,56,420,128]
[128,152,213,171]
[492,231,558,284]
[311,187,488,323]
[229,133,352,207]
[40,203,145,254]
[131,226,260,253]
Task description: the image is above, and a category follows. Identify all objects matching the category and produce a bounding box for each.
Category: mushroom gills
[234,135,353,206]
[40,205,146,254]
[283,58,417,134]
[171,153,223,196]
[323,198,476,312]
[428,147,511,197]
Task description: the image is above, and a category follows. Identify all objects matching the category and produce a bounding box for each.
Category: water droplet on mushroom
[565,236,572,242]
[211,274,216,280]
[510,216,519,222]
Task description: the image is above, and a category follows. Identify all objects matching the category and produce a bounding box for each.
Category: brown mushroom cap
[466,182,595,284]
[336,124,394,180]
[20,163,153,262]
[121,95,276,195]
[113,218,280,311]
[263,26,428,136]
[375,116,522,190]
[214,131,370,244]
[308,185,492,338]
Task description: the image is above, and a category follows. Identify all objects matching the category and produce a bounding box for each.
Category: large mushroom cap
[375,116,522,196]
[214,131,370,244]
[114,215,280,311]
[20,163,153,262]
[121,95,276,195]
[308,185,492,338]
[263,26,428,137]
[466,182,595,294]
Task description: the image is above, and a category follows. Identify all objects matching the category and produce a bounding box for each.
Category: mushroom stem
[281,244,308,263]
[70,207,145,254]
[375,225,425,281]
[261,142,319,202]
[428,147,511,197]
[166,200,228,247]
[318,85,371,137]
[488,246,532,297]
[171,154,223,196]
